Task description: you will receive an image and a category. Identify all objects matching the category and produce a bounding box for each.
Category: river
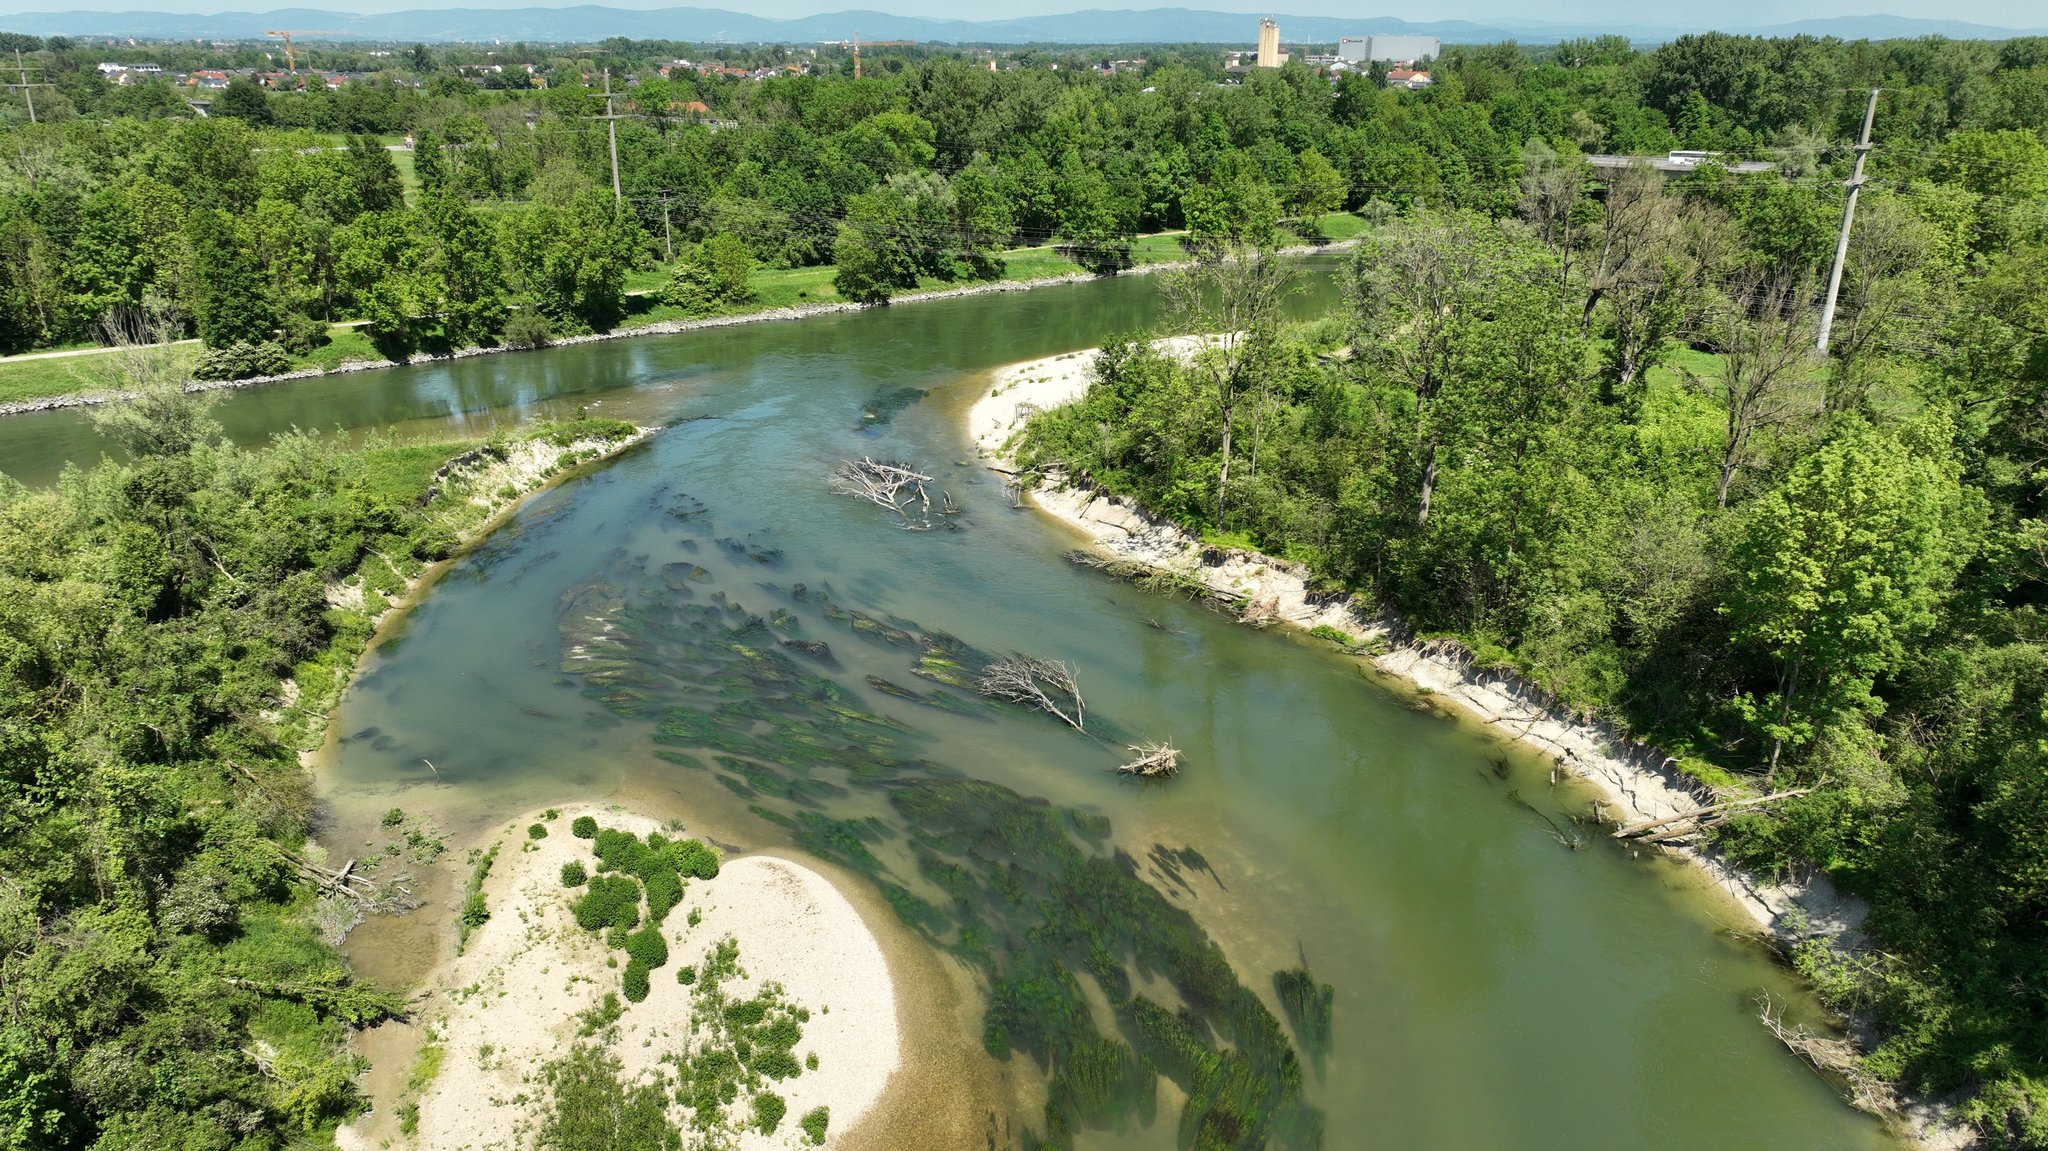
[0,263,1899,1150]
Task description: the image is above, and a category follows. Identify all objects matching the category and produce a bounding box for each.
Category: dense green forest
[0,333,638,1146]
[1016,39,2048,1151]
[2,31,2044,358]
[0,390,436,1147]
[2,23,2047,1150]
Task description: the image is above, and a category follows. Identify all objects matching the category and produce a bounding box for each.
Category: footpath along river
[2,263,1900,1149]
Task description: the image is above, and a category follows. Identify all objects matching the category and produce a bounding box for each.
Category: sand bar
[343,804,898,1151]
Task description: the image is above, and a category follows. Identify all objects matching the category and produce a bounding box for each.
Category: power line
[3,49,53,126]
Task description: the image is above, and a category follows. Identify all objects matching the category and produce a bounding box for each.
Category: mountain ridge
[3,5,2041,45]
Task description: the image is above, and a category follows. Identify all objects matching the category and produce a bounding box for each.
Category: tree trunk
[1766,651,1804,782]
[1417,438,1439,527]
[1717,411,1744,508]
[1217,400,1235,531]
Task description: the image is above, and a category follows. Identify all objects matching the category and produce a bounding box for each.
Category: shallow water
[6,266,1900,1149]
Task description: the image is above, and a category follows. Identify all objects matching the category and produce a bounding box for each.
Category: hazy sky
[9,0,2045,27]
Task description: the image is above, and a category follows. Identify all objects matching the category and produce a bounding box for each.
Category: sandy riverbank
[339,804,899,1151]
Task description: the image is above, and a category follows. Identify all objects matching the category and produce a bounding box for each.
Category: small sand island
[347,805,898,1150]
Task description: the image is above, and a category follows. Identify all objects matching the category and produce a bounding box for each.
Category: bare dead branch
[977,654,1085,731]
[831,457,940,529]
[1756,993,1897,1116]
[1119,741,1181,778]
[1614,787,1814,841]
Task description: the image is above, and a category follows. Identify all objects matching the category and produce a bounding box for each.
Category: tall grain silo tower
[1256,18,1282,68]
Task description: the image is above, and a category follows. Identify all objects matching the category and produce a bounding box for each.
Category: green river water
[0,265,1900,1150]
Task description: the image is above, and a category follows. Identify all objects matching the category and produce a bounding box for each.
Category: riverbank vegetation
[1016,52,2048,1141]
[0,360,640,1146]
[11,26,2031,385]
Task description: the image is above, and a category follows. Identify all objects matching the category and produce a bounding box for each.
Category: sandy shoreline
[967,345,1968,1149]
[340,804,899,1151]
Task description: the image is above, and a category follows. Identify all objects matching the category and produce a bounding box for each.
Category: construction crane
[263,30,339,74]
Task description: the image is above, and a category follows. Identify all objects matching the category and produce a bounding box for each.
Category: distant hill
[3,5,2042,45]
[1747,13,2046,38]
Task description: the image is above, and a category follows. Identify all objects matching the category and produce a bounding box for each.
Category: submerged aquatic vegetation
[1274,967,1335,1073]
[563,510,1327,1149]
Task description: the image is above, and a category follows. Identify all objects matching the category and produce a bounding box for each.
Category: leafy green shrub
[409,522,459,561]
[660,233,755,315]
[571,815,597,838]
[751,1048,800,1080]
[455,842,499,954]
[571,874,641,932]
[806,1052,819,1070]
[191,340,291,381]
[621,958,650,1003]
[644,868,683,923]
[725,998,768,1026]
[593,827,630,864]
[560,860,587,887]
[577,993,623,1036]
[800,1105,829,1145]
[539,1044,670,1148]
[752,1092,786,1135]
[381,807,405,828]
[527,822,547,839]
[538,417,638,448]
[503,310,553,349]
[677,964,697,985]
[759,1015,801,1052]
[277,310,330,355]
[1309,624,1354,647]
[665,838,722,880]
[624,926,669,970]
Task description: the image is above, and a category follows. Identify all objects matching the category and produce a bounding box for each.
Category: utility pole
[853,34,861,80]
[585,67,639,206]
[604,69,621,203]
[1817,87,1880,356]
[4,49,53,125]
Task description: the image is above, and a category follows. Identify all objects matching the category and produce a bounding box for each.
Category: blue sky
[11,0,2045,28]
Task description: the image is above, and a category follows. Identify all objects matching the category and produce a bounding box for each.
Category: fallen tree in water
[978,654,1086,731]
[1612,787,1813,846]
[831,456,950,529]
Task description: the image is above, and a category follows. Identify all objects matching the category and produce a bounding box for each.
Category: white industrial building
[1338,35,1441,64]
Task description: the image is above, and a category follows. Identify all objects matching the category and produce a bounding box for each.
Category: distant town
[76,16,1444,98]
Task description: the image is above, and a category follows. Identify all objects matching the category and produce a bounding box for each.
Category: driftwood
[831,457,947,529]
[1613,787,1813,842]
[277,847,416,911]
[1118,741,1180,778]
[1757,993,1896,1116]
[978,654,1085,731]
